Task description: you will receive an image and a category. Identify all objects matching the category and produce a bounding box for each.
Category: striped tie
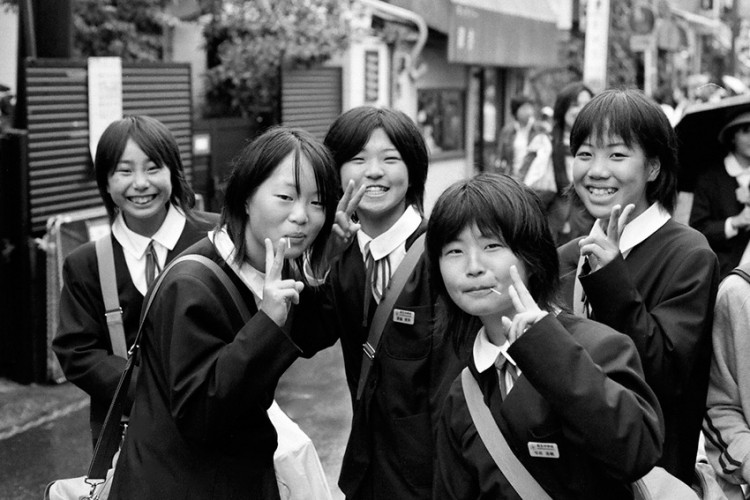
[145,240,160,289]
[494,354,519,399]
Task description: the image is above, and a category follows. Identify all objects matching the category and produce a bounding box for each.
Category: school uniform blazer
[53,211,218,442]
[558,218,720,483]
[109,238,334,500]
[324,223,466,500]
[689,165,750,279]
[434,312,664,500]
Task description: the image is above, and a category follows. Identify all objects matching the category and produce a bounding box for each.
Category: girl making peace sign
[109,127,343,500]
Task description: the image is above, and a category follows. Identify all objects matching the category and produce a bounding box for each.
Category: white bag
[523,133,556,194]
[269,401,333,500]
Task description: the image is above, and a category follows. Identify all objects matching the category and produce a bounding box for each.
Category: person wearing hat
[690,110,750,279]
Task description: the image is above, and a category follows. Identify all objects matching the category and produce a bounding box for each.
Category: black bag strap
[355,233,425,401]
[460,368,552,499]
[87,254,246,481]
[95,236,128,359]
[730,262,750,284]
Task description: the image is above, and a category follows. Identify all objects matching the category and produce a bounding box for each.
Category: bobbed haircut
[95,115,195,220]
[324,106,428,214]
[220,126,339,280]
[510,94,534,118]
[569,88,678,213]
[426,173,560,353]
[552,81,594,143]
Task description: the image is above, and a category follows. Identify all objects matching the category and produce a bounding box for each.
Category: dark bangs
[324,106,428,213]
[426,174,559,353]
[570,89,678,212]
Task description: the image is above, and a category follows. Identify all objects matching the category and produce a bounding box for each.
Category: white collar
[472,326,517,373]
[111,204,186,259]
[210,227,264,305]
[590,203,670,259]
[357,205,422,260]
[725,153,750,181]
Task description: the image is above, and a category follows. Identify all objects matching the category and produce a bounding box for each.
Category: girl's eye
[610,152,628,159]
[441,246,462,257]
[485,242,503,250]
[276,194,294,201]
[311,199,324,208]
[147,164,161,173]
[114,166,131,174]
[575,150,592,159]
[350,156,365,163]
[384,155,402,163]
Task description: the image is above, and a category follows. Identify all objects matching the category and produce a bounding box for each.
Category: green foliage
[73,0,176,61]
[203,0,351,118]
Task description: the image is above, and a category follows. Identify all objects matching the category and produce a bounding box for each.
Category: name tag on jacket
[393,309,415,325]
[528,442,560,459]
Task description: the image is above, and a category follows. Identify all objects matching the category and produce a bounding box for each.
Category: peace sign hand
[260,238,304,327]
[324,180,366,266]
[578,203,634,273]
[501,265,549,344]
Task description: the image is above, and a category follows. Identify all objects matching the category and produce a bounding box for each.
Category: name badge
[528,442,560,459]
[393,309,415,325]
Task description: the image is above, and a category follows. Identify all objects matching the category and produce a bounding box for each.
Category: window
[417,89,465,155]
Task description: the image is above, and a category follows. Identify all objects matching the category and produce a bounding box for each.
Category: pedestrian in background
[496,94,543,180]
[53,115,218,446]
[109,126,342,499]
[558,89,720,483]
[704,262,750,499]
[548,81,594,244]
[690,111,750,279]
[427,173,663,499]
[321,106,465,500]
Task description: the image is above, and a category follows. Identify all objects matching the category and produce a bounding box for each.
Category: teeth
[130,196,155,204]
[365,186,387,193]
[588,187,616,196]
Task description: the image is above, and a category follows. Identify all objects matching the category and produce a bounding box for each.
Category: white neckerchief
[573,203,670,317]
[111,204,186,296]
[210,227,264,307]
[473,326,520,394]
[356,205,422,274]
[725,153,750,189]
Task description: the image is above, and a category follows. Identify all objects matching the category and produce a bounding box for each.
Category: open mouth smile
[586,186,617,196]
[128,195,157,205]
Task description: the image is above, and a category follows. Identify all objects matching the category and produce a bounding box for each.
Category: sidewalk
[0,377,88,441]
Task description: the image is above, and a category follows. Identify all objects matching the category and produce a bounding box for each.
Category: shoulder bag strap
[730,262,750,284]
[460,367,553,500]
[356,233,425,401]
[87,253,246,482]
[95,236,128,359]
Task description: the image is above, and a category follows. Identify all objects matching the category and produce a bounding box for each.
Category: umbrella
[674,94,750,192]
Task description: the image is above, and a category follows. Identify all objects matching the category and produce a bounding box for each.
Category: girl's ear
[647,159,660,182]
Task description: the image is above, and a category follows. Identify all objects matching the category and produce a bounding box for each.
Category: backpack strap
[730,262,750,284]
[95,236,127,359]
[355,233,425,401]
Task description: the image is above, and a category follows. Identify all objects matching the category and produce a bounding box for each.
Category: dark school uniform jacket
[690,165,750,279]
[110,238,335,500]
[324,223,466,500]
[558,218,720,484]
[53,211,219,442]
[434,312,664,500]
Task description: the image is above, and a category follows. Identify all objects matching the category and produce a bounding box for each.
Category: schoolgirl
[322,106,464,499]
[427,173,663,499]
[108,126,341,499]
[557,89,720,483]
[53,115,218,444]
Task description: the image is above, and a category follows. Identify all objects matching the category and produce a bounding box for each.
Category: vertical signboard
[88,57,123,158]
[583,0,611,93]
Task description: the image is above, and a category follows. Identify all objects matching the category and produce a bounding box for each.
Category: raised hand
[578,203,635,272]
[260,238,304,327]
[324,180,366,266]
[501,265,549,343]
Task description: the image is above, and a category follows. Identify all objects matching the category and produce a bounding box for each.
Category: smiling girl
[427,173,662,499]
[557,89,720,483]
[54,115,218,446]
[109,126,341,499]
[322,106,464,500]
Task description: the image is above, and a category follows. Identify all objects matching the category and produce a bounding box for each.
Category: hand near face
[732,205,750,231]
[324,180,365,266]
[260,238,304,327]
[501,265,548,343]
[578,204,635,272]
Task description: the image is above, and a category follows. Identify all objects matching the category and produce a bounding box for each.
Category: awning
[388,0,559,68]
[447,0,559,67]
